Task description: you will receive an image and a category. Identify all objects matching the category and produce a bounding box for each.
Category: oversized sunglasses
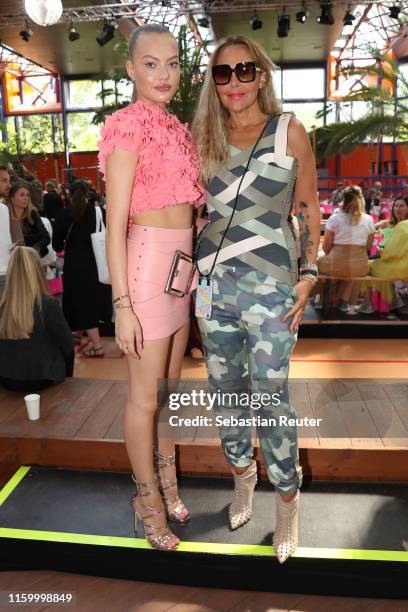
[212,62,261,85]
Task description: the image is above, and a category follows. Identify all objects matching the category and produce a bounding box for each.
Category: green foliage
[311,50,408,160]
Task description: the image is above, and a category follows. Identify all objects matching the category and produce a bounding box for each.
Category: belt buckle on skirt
[165,250,196,297]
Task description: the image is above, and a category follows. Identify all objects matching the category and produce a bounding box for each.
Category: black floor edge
[1,539,408,599]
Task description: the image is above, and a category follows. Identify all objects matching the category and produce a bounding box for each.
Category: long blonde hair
[192,36,282,183]
[8,181,35,225]
[0,246,48,340]
[341,185,365,224]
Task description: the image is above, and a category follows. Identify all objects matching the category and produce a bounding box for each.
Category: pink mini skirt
[127,225,194,341]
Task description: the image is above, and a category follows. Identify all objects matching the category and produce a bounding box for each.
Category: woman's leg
[154,322,191,521]
[84,327,103,354]
[124,334,179,548]
[244,280,301,563]
[198,267,257,530]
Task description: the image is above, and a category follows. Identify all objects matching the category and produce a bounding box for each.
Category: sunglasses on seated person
[212,62,262,85]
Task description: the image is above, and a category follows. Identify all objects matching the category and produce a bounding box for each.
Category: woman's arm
[366,232,375,252]
[283,118,321,332]
[322,229,334,255]
[105,149,143,358]
[375,219,388,230]
[289,119,321,269]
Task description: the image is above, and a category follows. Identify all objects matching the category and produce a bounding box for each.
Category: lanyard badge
[195,276,213,319]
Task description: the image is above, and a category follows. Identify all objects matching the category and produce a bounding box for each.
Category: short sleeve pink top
[97,98,206,216]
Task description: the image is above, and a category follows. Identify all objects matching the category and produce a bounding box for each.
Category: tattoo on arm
[298,200,315,266]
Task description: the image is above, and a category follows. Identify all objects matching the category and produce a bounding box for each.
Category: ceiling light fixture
[389,5,401,20]
[250,13,263,30]
[343,6,355,26]
[296,2,309,23]
[19,19,33,42]
[277,13,291,37]
[25,0,63,27]
[96,21,116,47]
[317,2,334,25]
[68,21,80,42]
[197,16,210,28]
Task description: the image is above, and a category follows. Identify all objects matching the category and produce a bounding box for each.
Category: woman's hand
[115,308,143,358]
[282,279,314,333]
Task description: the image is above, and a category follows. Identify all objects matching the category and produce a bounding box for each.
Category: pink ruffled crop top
[97,98,206,215]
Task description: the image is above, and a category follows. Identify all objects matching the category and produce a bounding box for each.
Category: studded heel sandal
[130,476,179,550]
[272,490,300,563]
[153,450,190,524]
[229,460,257,530]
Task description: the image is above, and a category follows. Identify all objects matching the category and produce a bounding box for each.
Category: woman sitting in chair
[317,185,375,313]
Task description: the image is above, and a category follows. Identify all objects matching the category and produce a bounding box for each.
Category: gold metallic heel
[130,476,179,551]
[229,460,257,530]
[154,450,190,524]
[273,490,299,563]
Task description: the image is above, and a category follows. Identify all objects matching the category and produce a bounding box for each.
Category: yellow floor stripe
[1,467,407,563]
[0,466,30,507]
[0,528,407,562]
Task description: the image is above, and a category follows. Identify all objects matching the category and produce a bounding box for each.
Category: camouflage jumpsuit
[196,113,303,494]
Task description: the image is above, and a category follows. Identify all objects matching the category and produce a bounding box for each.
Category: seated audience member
[375,196,408,247]
[359,220,408,314]
[7,182,50,257]
[365,180,382,215]
[317,185,375,311]
[44,180,63,224]
[331,181,344,209]
[0,247,74,391]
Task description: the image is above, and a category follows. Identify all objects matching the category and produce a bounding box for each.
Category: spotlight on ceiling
[19,20,33,42]
[198,16,210,28]
[250,14,263,30]
[389,5,401,20]
[96,21,115,46]
[296,3,309,23]
[343,7,355,26]
[277,14,291,37]
[317,2,334,25]
[68,21,80,42]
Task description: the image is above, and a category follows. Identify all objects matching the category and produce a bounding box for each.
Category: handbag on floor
[91,206,110,285]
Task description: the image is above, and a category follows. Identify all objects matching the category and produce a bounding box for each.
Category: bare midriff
[131,202,194,230]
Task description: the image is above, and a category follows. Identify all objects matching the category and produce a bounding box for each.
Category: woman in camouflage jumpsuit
[192,36,320,563]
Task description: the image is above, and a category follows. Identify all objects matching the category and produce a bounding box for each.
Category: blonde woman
[7,182,50,256]
[0,247,74,391]
[192,36,321,563]
[318,185,375,310]
[98,24,205,551]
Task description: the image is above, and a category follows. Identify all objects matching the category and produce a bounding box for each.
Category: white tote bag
[91,206,110,284]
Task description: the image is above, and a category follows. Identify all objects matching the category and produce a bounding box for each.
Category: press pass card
[195,278,213,319]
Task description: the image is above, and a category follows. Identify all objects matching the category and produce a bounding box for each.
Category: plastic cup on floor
[24,394,40,421]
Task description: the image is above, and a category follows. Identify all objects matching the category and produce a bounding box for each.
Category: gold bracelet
[113,293,130,304]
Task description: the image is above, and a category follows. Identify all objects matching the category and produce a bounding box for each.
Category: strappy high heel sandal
[153,450,190,524]
[130,476,179,550]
